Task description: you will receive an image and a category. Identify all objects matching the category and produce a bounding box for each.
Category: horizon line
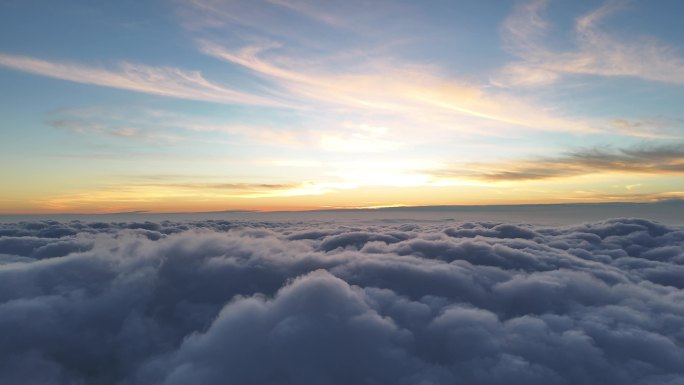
[3,199,684,217]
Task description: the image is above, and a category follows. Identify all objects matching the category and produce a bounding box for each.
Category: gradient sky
[2,0,684,213]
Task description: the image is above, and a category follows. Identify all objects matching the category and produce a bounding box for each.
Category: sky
[1,0,684,214]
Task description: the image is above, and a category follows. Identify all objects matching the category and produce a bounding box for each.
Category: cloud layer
[1,217,683,384]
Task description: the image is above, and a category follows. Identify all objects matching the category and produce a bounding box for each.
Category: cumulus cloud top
[0,218,683,384]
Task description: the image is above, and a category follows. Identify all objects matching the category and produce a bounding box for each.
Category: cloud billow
[0,218,682,384]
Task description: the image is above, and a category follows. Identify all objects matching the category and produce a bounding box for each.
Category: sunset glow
[2,0,684,213]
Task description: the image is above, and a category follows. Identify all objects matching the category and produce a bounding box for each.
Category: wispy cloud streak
[0,54,280,106]
[199,40,595,134]
[496,0,684,87]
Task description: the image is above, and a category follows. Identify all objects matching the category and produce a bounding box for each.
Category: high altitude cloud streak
[496,0,684,87]
[1,218,683,384]
[197,35,596,136]
[0,54,279,106]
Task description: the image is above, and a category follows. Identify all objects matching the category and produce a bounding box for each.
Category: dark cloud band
[464,143,684,181]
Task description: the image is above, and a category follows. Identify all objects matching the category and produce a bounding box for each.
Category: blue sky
[1,0,684,213]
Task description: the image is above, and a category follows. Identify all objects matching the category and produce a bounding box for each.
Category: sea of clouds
[0,217,683,385]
